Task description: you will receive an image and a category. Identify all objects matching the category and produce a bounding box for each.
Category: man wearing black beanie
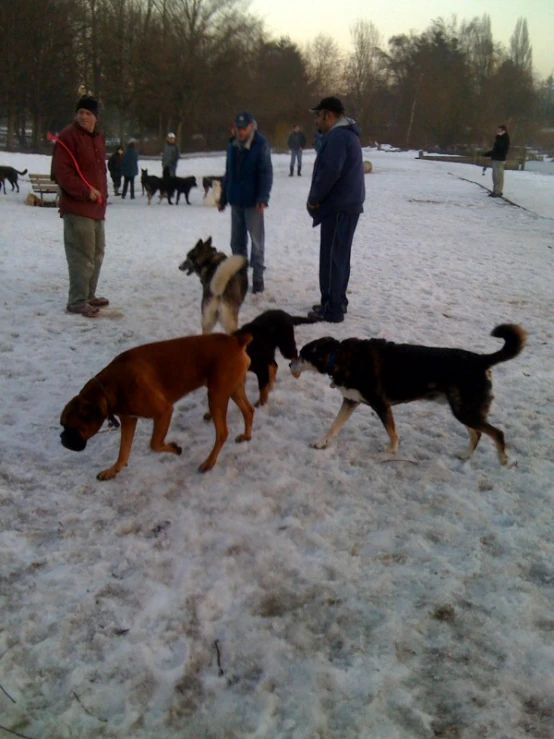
[52,95,109,317]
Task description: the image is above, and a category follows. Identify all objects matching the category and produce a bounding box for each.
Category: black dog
[235,310,315,406]
[163,167,197,205]
[202,175,224,197]
[290,324,526,464]
[141,168,168,205]
[0,166,28,194]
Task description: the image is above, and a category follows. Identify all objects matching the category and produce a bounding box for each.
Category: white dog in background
[203,180,221,207]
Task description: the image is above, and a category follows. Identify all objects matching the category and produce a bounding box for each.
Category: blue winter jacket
[121,145,139,178]
[307,119,365,226]
[220,132,273,208]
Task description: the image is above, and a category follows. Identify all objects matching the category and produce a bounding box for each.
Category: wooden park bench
[29,173,58,206]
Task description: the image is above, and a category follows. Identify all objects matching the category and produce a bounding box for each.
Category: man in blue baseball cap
[218,111,273,293]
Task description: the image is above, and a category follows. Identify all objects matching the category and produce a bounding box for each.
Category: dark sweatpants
[318,211,360,320]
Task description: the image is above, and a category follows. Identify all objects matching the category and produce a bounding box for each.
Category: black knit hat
[75,96,99,117]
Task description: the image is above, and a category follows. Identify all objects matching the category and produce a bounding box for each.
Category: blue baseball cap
[234,111,254,128]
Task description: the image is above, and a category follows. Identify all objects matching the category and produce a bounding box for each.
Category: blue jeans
[319,212,360,319]
[290,149,302,173]
[230,205,265,282]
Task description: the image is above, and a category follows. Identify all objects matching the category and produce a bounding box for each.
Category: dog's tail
[483,324,527,367]
[210,255,247,297]
[16,169,28,175]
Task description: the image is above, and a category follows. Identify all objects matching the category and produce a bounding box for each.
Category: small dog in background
[179,237,248,334]
[203,180,221,207]
[163,167,197,204]
[290,324,526,464]
[141,168,168,204]
[0,166,28,193]
[202,175,224,197]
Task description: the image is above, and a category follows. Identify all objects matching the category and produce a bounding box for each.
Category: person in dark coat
[121,139,139,199]
[107,146,123,196]
[287,124,307,176]
[218,111,273,294]
[306,97,365,323]
[482,124,510,197]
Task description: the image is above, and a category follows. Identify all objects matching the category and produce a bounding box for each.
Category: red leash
[47,132,103,204]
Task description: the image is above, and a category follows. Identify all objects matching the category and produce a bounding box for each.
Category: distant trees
[0,3,547,152]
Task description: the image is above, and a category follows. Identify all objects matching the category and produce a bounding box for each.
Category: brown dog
[60,333,254,479]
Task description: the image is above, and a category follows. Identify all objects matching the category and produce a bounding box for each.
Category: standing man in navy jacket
[219,111,273,293]
[307,97,365,323]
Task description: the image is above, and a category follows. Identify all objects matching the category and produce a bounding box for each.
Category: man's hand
[89,188,102,201]
[307,201,320,210]
[256,202,266,212]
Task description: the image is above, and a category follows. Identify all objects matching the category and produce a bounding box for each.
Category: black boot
[297,168,301,176]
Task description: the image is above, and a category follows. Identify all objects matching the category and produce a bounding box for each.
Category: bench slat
[29,174,58,199]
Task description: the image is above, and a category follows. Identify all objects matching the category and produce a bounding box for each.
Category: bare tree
[304,34,344,100]
[510,17,533,74]
[344,20,384,136]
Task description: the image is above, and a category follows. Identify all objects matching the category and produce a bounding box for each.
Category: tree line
[1,0,553,154]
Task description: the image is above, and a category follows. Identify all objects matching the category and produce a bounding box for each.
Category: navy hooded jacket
[308,119,365,226]
[220,131,273,208]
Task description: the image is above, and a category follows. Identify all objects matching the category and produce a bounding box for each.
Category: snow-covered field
[1,146,554,739]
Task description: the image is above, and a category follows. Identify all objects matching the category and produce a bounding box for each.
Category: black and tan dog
[60,333,254,479]
[0,166,28,193]
[235,310,315,406]
[179,237,248,334]
[290,324,526,464]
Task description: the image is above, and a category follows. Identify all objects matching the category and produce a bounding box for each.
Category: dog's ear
[205,236,212,247]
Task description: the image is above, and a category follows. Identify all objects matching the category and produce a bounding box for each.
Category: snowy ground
[1,147,554,739]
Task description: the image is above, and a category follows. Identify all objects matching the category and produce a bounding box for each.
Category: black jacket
[483,133,510,162]
[108,151,123,177]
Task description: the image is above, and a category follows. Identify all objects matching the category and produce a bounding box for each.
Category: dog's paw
[97,466,119,481]
[455,448,473,461]
[235,433,251,443]
[203,411,212,421]
[310,438,329,450]
[170,442,182,455]
[198,459,214,473]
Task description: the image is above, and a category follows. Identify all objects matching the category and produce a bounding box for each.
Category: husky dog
[0,166,28,193]
[179,237,248,334]
[203,180,221,207]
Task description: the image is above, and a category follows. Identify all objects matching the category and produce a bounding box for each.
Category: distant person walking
[121,139,138,199]
[306,97,365,324]
[482,124,510,198]
[218,111,273,294]
[107,146,123,196]
[51,95,109,317]
[162,132,180,177]
[288,124,306,176]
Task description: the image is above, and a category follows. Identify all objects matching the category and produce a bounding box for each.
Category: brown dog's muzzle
[60,426,87,452]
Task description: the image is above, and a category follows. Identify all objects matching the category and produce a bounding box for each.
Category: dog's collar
[326,347,337,375]
[92,377,120,429]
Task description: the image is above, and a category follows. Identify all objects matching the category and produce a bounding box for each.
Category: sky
[249,0,554,79]
[1,147,554,737]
